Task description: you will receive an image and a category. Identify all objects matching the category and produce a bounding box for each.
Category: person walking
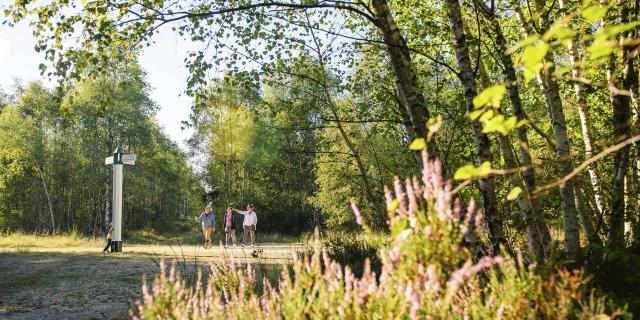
[194,206,216,248]
[233,204,257,247]
[102,223,113,253]
[224,207,236,247]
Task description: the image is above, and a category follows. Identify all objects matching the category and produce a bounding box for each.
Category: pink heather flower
[446,256,505,293]
[433,159,443,190]
[425,264,441,294]
[412,177,421,195]
[452,198,462,220]
[475,211,484,233]
[351,201,363,226]
[406,182,418,228]
[497,304,505,320]
[424,226,433,239]
[404,282,422,319]
[397,229,412,241]
[384,186,393,207]
[394,177,408,215]
[389,245,401,265]
[169,264,176,282]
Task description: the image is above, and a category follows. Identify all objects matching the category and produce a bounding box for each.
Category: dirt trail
[0,243,300,319]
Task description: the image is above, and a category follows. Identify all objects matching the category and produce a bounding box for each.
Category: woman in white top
[233,204,257,246]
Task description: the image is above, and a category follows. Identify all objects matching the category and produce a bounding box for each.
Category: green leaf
[454,164,476,180]
[473,85,506,109]
[388,199,400,211]
[506,187,523,201]
[603,21,640,37]
[581,5,608,23]
[522,42,549,82]
[469,109,484,121]
[479,110,494,122]
[588,34,616,60]
[426,115,443,133]
[409,138,426,150]
[506,34,539,55]
[453,161,492,180]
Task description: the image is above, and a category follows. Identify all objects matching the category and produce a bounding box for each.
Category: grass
[0,229,306,249]
[128,228,304,245]
[0,231,102,248]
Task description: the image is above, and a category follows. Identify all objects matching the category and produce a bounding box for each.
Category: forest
[0,63,203,235]
[2,0,640,318]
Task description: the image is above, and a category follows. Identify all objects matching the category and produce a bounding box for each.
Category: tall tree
[512,0,581,260]
[444,0,506,254]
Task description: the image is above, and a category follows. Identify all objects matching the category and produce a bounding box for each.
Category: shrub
[131,150,629,319]
[322,230,385,277]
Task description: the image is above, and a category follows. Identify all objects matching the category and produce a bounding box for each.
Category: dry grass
[0,231,103,248]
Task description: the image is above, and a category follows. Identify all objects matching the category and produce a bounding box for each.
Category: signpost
[105,146,136,252]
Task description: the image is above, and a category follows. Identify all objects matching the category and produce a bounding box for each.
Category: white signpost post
[105,146,136,252]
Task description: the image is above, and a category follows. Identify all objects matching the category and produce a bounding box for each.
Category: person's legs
[231,229,236,245]
[243,226,249,245]
[206,227,213,243]
[102,239,111,252]
[203,227,213,245]
[249,226,256,246]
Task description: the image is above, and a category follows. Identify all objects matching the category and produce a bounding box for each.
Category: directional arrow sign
[123,154,136,165]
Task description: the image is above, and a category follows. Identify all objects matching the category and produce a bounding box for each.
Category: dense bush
[322,230,385,277]
[131,151,628,319]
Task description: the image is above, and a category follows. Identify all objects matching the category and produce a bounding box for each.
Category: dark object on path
[250,249,263,258]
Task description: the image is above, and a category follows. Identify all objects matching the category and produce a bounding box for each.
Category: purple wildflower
[351,201,363,226]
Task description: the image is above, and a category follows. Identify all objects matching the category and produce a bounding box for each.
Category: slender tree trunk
[224,160,229,207]
[513,2,581,261]
[632,0,640,250]
[474,40,543,257]
[608,3,634,249]
[558,0,607,218]
[445,0,507,255]
[37,166,55,232]
[575,184,600,244]
[371,0,431,148]
[478,2,552,256]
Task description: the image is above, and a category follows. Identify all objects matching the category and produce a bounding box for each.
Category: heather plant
[132,150,628,319]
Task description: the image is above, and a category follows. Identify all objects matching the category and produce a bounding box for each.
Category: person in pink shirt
[224,207,236,247]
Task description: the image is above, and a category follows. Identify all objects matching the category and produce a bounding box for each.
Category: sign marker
[105,146,136,252]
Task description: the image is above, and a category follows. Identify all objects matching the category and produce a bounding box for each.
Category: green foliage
[472,85,506,109]
[132,154,628,319]
[322,230,386,277]
[0,61,202,234]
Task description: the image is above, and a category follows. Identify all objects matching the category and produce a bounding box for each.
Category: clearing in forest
[0,242,301,319]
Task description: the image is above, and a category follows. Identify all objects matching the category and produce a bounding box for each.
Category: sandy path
[0,243,305,261]
[0,243,300,319]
